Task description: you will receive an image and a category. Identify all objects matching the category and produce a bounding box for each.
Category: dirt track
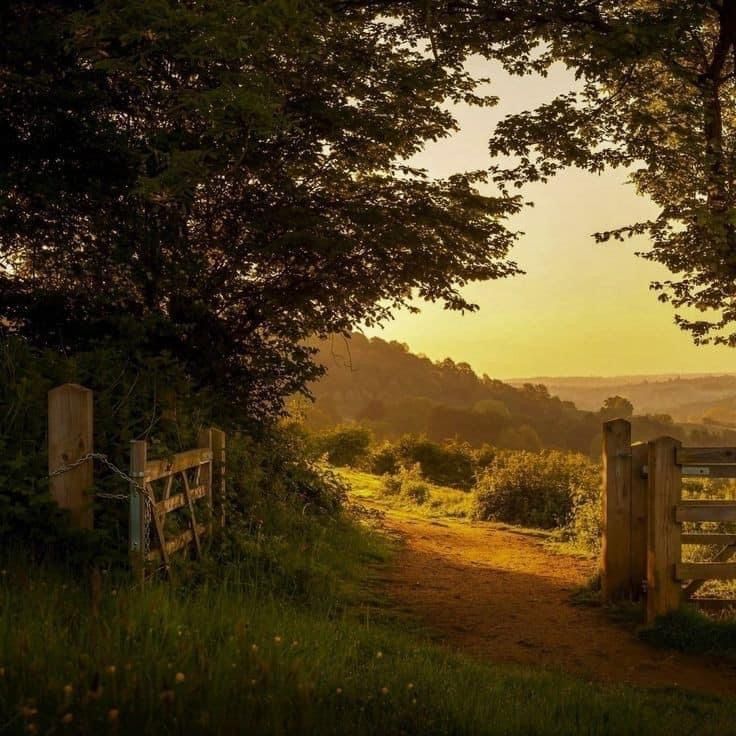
[373,508,736,697]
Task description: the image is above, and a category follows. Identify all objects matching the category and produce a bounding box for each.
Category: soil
[370,506,736,698]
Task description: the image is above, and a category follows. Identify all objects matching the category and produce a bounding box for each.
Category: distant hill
[298,335,736,456]
[510,374,736,421]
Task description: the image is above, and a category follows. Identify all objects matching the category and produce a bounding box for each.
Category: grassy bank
[4,504,736,734]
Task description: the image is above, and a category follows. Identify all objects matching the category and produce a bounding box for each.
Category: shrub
[403,479,430,505]
[312,425,373,467]
[368,442,399,475]
[380,464,430,505]
[474,450,599,529]
[395,435,475,489]
[380,473,403,496]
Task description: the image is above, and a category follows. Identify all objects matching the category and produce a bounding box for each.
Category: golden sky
[364,58,736,379]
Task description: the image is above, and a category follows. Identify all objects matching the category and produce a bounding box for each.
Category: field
[4,474,736,735]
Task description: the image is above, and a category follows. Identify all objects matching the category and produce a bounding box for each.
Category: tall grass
[3,507,736,734]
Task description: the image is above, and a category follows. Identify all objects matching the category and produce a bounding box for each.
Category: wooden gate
[128,429,225,580]
[602,418,736,621]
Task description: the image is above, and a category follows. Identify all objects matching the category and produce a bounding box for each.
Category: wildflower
[106,665,116,675]
[108,708,120,722]
[407,682,414,690]
[1,569,6,576]
[175,672,185,684]
[336,688,342,695]
[274,636,282,645]
[63,684,73,697]
[251,644,258,652]
[0,666,5,677]
[376,651,383,659]
[291,640,299,647]
[381,687,389,695]
[20,706,38,720]
[412,698,417,705]
[111,589,118,597]
[61,713,73,725]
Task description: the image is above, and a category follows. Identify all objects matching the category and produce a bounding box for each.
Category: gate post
[129,440,147,583]
[48,383,94,529]
[602,418,632,601]
[646,436,682,623]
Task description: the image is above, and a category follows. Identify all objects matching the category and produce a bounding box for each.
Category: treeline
[302,335,736,456]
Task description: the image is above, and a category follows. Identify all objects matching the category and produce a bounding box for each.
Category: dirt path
[372,506,736,697]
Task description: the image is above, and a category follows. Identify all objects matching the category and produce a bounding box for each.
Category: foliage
[0,336,345,565]
[381,464,431,506]
[310,425,373,467]
[0,1,521,418]
[474,450,600,529]
[600,396,634,421]
[367,442,400,476]
[394,436,476,489]
[640,607,736,660]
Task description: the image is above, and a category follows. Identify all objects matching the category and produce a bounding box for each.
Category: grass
[640,606,736,659]
[340,468,475,519]
[4,496,736,734]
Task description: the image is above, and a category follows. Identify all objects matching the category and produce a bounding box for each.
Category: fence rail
[47,383,226,581]
[602,418,736,621]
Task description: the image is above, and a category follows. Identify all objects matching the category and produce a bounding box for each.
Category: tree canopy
[0,0,521,418]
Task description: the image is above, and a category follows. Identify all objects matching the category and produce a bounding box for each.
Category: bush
[395,435,475,489]
[368,442,399,475]
[403,479,430,505]
[312,425,373,467]
[380,464,431,505]
[380,473,403,496]
[474,450,599,529]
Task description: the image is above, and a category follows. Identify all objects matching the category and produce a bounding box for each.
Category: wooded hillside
[301,335,736,455]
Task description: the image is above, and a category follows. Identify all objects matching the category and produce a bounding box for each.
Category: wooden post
[647,436,682,623]
[212,428,226,527]
[129,440,147,583]
[198,429,213,533]
[601,418,632,601]
[630,442,649,600]
[48,383,94,529]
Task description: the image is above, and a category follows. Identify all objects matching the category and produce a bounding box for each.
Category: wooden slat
[682,533,736,545]
[677,447,736,465]
[684,543,736,597]
[693,598,736,612]
[146,483,170,578]
[676,562,736,581]
[181,471,202,559]
[146,524,207,561]
[155,484,208,515]
[145,448,213,482]
[683,465,736,478]
[676,501,736,522]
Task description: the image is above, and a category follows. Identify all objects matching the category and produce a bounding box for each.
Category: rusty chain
[48,452,154,556]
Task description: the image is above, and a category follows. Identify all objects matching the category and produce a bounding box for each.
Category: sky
[363,58,736,379]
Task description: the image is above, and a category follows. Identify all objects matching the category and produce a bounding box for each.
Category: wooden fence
[47,383,225,579]
[602,418,736,621]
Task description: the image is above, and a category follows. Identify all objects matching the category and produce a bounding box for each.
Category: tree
[600,396,634,421]
[374,1,736,347]
[0,1,521,420]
